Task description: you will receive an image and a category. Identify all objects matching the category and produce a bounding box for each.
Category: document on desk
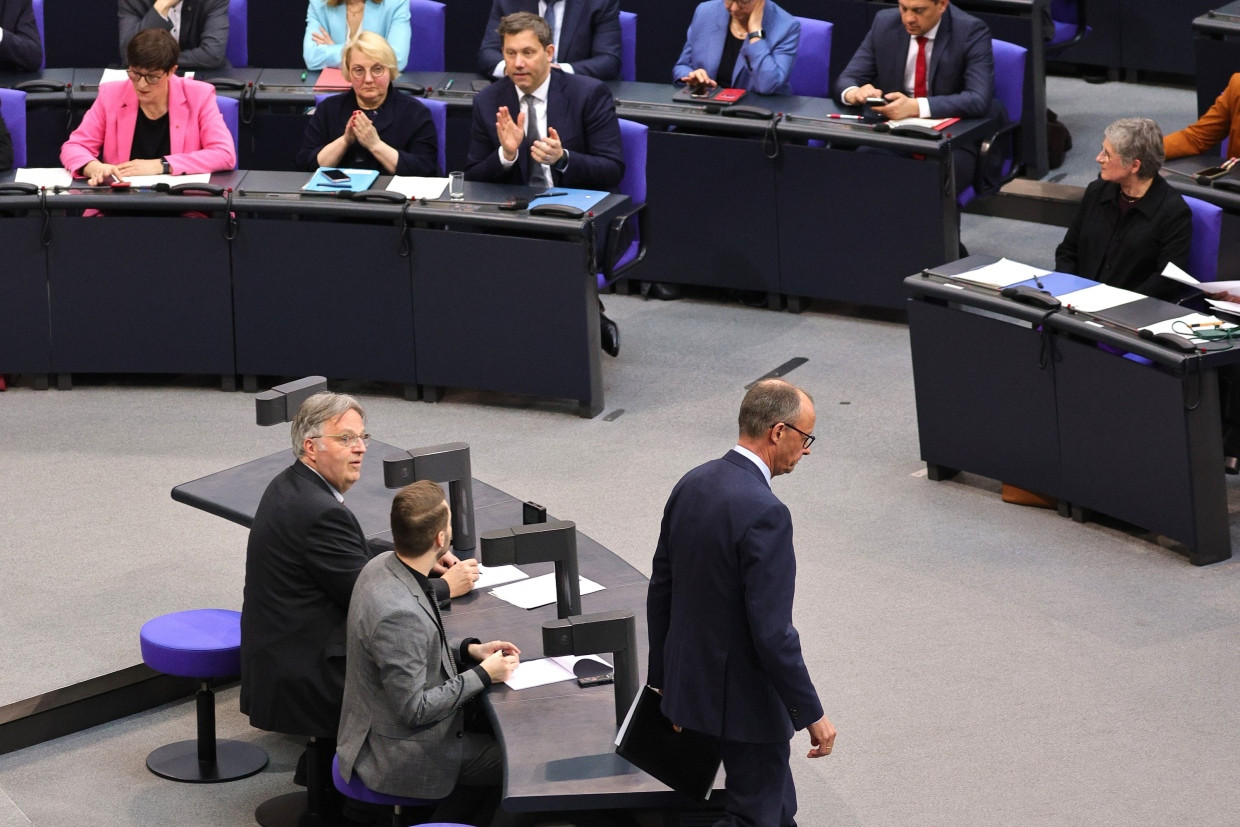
[1207,298,1240,317]
[1161,262,1240,296]
[124,173,212,187]
[489,573,604,609]
[504,654,611,691]
[1141,312,1237,341]
[386,176,449,200]
[887,116,959,131]
[954,257,1051,288]
[1056,283,1144,312]
[14,168,72,188]
[473,563,527,590]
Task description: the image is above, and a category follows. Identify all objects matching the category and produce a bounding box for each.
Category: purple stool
[139,609,268,783]
[331,755,465,827]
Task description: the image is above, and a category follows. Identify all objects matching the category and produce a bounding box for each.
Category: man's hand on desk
[806,714,836,758]
[434,553,479,598]
[871,92,918,121]
[471,640,521,682]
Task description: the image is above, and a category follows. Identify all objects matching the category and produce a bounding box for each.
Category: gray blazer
[337,551,487,799]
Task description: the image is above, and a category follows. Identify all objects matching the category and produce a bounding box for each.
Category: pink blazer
[60,74,236,176]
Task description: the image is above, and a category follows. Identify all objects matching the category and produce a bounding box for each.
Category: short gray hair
[290,392,366,457]
[738,380,811,440]
[1104,117,1164,180]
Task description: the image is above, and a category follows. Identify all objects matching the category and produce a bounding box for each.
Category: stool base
[146,738,268,783]
[255,790,346,827]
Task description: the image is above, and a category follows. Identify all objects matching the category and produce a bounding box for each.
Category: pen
[1192,321,1226,328]
[443,78,454,91]
[300,70,308,82]
[825,114,865,120]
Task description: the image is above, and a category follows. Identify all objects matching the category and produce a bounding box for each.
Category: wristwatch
[747,29,765,40]
[160,157,171,175]
[552,149,570,172]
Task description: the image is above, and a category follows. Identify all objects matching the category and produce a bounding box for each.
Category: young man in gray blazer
[337,480,520,821]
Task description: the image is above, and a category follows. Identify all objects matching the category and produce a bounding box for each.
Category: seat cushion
[139,609,242,678]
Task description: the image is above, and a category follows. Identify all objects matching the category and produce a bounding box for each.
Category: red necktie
[914,36,928,99]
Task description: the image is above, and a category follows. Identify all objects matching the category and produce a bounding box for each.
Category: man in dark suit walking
[477,0,621,80]
[647,378,836,827]
[466,11,625,357]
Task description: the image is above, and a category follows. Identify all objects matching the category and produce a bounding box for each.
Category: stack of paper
[954,257,1051,289]
[489,573,604,610]
[504,654,611,690]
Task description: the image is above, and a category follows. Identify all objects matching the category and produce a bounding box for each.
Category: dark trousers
[716,739,797,827]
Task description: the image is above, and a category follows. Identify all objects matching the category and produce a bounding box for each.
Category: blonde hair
[341,30,399,80]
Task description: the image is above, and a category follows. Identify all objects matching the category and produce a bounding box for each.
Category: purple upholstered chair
[139,609,268,782]
[0,89,27,169]
[215,95,240,168]
[331,754,471,827]
[408,0,446,72]
[599,118,648,290]
[789,17,832,98]
[957,39,1026,207]
[1184,195,1223,284]
[32,0,45,70]
[421,96,447,175]
[226,0,248,68]
[619,11,636,82]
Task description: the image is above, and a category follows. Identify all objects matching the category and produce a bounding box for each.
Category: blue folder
[302,168,380,193]
[1010,271,1098,296]
[529,188,611,212]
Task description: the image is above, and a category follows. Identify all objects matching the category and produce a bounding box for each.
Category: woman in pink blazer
[61,28,235,185]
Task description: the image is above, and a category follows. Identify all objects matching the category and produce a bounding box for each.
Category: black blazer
[1055,174,1192,300]
[0,0,41,72]
[240,460,375,737]
[647,450,823,743]
[118,0,230,70]
[465,69,624,189]
[477,0,622,80]
[297,89,439,176]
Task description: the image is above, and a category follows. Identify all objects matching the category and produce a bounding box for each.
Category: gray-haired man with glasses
[241,392,476,804]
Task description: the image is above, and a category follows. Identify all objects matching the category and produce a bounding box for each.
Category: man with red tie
[834,0,995,191]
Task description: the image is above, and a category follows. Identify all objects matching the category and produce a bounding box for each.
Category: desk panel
[230,217,418,385]
[46,215,235,375]
[0,215,51,375]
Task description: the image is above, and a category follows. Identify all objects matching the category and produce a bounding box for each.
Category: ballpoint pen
[300,70,308,82]
[825,114,865,120]
[443,78,454,91]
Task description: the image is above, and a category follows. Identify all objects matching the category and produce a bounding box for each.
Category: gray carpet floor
[5,76,1240,826]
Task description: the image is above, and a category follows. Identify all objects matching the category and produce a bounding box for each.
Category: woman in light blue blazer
[673,0,800,96]
[304,0,412,71]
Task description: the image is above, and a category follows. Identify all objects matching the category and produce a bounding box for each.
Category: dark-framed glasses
[126,68,167,86]
[314,432,372,448]
[777,421,815,449]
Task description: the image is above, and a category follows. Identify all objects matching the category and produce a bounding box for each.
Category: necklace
[1118,190,1141,203]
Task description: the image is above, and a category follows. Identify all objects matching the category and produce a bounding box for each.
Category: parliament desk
[0,173,627,417]
[906,257,1239,565]
[172,440,722,814]
[1194,2,1240,118]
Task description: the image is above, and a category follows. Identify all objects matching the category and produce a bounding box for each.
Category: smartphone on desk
[713,88,746,104]
[321,168,350,184]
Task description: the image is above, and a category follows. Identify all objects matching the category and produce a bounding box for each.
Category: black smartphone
[1196,165,1232,180]
[321,168,350,183]
[864,96,887,107]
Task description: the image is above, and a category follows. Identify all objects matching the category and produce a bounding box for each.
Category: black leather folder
[614,685,722,802]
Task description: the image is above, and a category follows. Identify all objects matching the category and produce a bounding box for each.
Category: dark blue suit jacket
[0,0,42,72]
[465,69,624,189]
[297,89,439,176]
[647,450,823,744]
[673,0,800,97]
[834,4,994,119]
[477,0,621,80]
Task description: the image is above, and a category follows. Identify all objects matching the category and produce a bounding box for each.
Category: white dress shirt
[497,72,553,184]
[732,444,772,487]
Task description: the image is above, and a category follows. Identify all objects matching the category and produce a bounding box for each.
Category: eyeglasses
[126,68,167,86]
[349,65,389,80]
[724,0,758,7]
[776,421,815,449]
[313,432,372,448]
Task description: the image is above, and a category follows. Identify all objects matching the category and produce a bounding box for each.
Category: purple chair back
[0,89,28,168]
[227,0,248,68]
[215,95,240,168]
[421,96,448,176]
[1184,195,1223,283]
[408,0,446,72]
[957,39,1025,206]
[619,11,636,82]
[32,0,45,70]
[789,17,832,98]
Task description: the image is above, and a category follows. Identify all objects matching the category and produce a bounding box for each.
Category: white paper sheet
[473,564,527,590]
[1140,312,1236,342]
[1207,298,1240,317]
[1161,263,1240,295]
[14,168,72,188]
[504,654,611,691]
[1056,283,1145,312]
[386,176,449,200]
[122,173,212,187]
[489,573,604,610]
[96,68,193,84]
[955,257,1050,289]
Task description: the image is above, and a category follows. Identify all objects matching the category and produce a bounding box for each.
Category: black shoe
[1226,456,1239,475]
[600,312,620,357]
[646,281,681,301]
